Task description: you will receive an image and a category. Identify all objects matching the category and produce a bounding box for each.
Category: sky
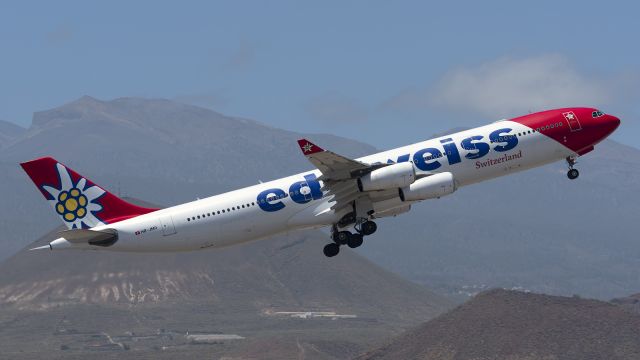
[0,0,638,149]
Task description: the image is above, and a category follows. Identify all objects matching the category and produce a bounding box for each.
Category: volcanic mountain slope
[611,293,640,314]
[0,119,25,148]
[0,225,450,359]
[357,289,640,360]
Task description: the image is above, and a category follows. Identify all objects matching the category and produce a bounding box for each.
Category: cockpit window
[592,110,605,118]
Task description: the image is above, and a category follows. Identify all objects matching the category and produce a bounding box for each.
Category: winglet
[297,139,324,155]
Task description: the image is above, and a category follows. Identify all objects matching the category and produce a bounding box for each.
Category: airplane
[21,107,620,257]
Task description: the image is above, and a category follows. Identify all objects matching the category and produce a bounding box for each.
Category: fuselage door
[160,216,177,236]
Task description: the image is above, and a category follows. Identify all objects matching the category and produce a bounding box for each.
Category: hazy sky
[1,1,638,149]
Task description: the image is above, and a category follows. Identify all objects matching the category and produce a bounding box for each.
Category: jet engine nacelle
[358,162,415,192]
[399,172,456,201]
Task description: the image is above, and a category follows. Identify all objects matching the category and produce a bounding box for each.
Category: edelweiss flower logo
[43,163,106,229]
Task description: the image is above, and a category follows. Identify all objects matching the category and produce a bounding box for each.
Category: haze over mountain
[0,119,25,148]
[1,96,639,300]
[358,289,640,360]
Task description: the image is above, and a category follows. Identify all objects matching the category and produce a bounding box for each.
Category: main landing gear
[323,221,377,257]
[566,156,579,180]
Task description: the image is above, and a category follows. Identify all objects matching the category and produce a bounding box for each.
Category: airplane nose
[603,114,621,134]
[610,115,621,128]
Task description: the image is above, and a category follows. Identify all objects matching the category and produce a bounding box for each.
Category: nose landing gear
[324,221,377,257]
[566,156,579,180]
[567,168,579,180]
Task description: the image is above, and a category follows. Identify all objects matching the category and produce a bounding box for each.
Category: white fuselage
[76,120,571,252]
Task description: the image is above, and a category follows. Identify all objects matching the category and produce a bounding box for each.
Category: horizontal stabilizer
[59,228,118,247]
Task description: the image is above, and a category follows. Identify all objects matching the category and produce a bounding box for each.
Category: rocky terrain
[358,289,640,360]
[0,222,450,359]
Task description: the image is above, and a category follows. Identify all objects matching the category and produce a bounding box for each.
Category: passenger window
[217,211,220,214]
[197,215,200,219]
[222,210,225,213]
[187,218,190,222]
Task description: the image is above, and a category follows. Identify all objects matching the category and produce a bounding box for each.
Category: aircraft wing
[296,139,386,181]
[296,139,388,213]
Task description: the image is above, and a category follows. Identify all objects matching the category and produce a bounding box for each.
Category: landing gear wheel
[334,231,351,245]
[567,168,579,180]
[323,243,340,257]
[360,221,377,236]
[347,234,364,249]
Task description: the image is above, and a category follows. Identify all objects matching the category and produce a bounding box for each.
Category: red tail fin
[20,157,158,229]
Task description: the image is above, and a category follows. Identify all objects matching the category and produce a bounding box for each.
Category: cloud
[386,55,613,118]
[304,93,368,124]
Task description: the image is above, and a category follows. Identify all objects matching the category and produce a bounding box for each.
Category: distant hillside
[358,289,640,360]
[0,227,449,317]
[0,226,450,359]
[611,293,640,314]
[0,119,25,148]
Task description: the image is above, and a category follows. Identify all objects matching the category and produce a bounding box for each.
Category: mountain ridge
[357,289,640,360]
[0,119,25,148]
